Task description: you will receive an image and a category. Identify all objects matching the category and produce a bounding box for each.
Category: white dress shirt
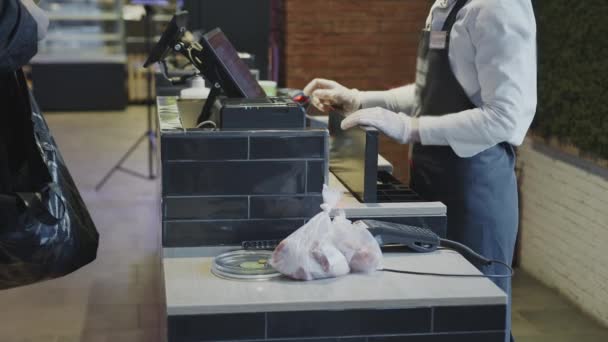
[360,0,537,158]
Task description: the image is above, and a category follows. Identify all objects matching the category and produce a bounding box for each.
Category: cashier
[304,0,536,340]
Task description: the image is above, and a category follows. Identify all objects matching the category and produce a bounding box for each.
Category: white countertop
[329,173,446,217]
[163,248,507,316]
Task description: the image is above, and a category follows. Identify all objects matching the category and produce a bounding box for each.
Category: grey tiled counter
[163,248,508,342]
[158,96,329,247]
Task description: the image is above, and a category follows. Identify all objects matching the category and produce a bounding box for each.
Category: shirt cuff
[418,116,450,146]
[418,115,489,158]
[359,91,390,109]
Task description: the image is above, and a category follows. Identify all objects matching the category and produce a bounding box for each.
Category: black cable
[381,238,514,279]
[439,238,492,265]
[382,259,514,279]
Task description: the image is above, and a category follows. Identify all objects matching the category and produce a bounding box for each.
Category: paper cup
[259,80,277,96]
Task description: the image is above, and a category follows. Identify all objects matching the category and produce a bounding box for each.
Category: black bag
[0,70,99,290]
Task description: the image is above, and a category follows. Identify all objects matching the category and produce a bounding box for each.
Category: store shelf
[51,0,118,5]
[31,54,127,64]
[39,0,125,63]
[46,33,123,42]
[153,14,173,22]
[126,35,162,44]
[33,0,128,111]
[47,13,121,21]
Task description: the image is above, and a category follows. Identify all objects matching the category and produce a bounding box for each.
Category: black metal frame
[169,38,222,124]
[95,5,157,191]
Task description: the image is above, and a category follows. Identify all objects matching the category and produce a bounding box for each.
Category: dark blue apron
[409,1,518,340]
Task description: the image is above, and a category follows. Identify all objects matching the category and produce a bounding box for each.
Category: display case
[36,0,125,61]
[31,0,128,111]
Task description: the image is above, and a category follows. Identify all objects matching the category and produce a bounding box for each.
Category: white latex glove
[341,107,420,144]
[303,79,361,114]
[21,0,49,41]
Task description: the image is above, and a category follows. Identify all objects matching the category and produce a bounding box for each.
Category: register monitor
[199,29,304,128]
[200,28,266,99]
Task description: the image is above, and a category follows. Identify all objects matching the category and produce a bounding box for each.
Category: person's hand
[21,0,49,41]
[303,79,361,114]
[341,107,420,144]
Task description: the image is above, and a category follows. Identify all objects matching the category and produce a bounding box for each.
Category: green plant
[532,0,608,159]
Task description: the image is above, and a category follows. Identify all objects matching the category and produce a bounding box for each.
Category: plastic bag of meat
[332,214,383,273]
[270,186,382,280]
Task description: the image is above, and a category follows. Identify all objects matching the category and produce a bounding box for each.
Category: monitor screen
[201,28,266,98]
[143,12,188,68]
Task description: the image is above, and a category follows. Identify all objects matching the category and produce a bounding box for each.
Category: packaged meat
[269,185,382,281]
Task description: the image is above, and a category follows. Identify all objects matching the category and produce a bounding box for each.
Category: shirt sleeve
[418,0,537,157]
[359,84,417,115]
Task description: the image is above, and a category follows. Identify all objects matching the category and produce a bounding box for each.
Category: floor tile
[512,284,576,311]
[518,308,608,335]
[511,312,543,338]
[515,334,608,342]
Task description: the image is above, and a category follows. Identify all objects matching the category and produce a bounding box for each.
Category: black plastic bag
[0,70,99,290]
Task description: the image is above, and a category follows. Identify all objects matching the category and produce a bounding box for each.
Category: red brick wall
[285,0,431,183]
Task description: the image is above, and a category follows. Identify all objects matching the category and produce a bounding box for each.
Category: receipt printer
[212,97,306,130]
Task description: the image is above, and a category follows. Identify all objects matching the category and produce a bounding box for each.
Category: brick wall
[285,0,431,183]
[518,139,608,326]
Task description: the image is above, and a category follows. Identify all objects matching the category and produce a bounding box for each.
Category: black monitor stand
[160,39,243,126]
[198,83,221,124]
[156,40,226,125]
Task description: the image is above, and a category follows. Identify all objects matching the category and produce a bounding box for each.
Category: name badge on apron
[429,31,448,50]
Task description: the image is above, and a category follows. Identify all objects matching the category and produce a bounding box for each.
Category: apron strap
[442,0,469,32]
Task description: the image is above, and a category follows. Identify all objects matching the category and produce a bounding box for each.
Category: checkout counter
[151,13,508,342]
[157,97,507,342]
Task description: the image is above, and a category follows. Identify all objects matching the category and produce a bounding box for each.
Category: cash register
[144,12,305,130]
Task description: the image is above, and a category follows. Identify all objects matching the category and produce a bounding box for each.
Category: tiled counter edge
[167,305,507,342]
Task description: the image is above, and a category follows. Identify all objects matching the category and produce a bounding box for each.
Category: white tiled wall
[518,140,608,326]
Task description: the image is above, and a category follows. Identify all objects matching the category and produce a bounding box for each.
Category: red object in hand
[293,94,310,105]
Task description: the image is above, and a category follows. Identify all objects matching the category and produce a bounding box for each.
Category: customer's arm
[0,0,44,72]
[21,0,49,40]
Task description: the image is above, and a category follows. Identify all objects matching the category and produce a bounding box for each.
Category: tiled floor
[512,272,608,341]
[0,106,606,341]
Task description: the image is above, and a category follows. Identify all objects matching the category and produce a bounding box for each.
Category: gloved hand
[303,79,361,114]
[341,107,420,144]
[21,0,49,41]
